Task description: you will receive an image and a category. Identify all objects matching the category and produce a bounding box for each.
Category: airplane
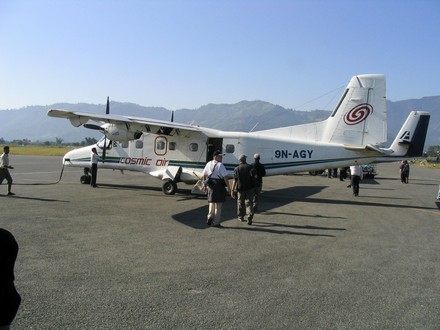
[47,74,430,195]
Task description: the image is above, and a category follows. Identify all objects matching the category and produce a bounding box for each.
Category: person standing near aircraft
[231,154,255,225]
[339,167,348,181]
[0,146,15,196]
[350,161,363,197]
[202,150,230,228]
[90,147,99,188]
[251,153,266,212]
[400,160,410,184]
[0,228,21,329]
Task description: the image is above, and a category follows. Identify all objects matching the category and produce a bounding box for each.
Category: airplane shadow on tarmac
[173,185,347,237]
[173,184,439,233]
[95,182,438,233]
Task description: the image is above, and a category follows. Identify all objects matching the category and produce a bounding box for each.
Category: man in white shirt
[0,146,15,196]
[202,150,230,227]
[349,161,363,197]
[90,147,100,188]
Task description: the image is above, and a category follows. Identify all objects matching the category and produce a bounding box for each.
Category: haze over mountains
[0,97,439,148]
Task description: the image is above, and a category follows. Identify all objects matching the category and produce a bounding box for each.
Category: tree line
[0,137,98,147]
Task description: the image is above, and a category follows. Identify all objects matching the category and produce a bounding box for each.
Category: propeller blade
[171,111,174,122]
[102,97,110,162]
[106,96,110,114]
[102,136,107,163]
[83,124,104,131]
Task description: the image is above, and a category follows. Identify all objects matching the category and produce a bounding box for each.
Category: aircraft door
[206,138,223,162]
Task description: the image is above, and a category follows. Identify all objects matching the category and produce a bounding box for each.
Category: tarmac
[1,155,440,329]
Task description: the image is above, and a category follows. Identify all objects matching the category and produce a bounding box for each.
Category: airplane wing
[47,109,202,134]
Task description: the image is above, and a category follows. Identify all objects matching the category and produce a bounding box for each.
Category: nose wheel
[162,179,177,195]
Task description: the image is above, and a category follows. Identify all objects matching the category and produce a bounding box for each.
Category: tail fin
[257,74,387,147]
[382,111,430,157]
[322,74,387,146]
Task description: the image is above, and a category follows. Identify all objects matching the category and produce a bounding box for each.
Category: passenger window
[189,143,198,152]
[225,144,235,153]
[121,141,128,148]
[169,142,176,151]
[135,141,143,149]
[155,136,167,155]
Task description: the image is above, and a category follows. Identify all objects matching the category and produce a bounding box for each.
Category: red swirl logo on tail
[344,103,373,125]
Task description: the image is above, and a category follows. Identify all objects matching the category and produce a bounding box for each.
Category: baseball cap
[213,150,224,156]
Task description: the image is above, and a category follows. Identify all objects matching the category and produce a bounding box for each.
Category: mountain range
[0,97,439,147]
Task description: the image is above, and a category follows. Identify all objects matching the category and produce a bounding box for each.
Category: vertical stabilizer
[383,111,430,157]
[322,74,387,146]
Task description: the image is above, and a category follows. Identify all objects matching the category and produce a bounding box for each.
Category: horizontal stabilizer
[343,144,386,154]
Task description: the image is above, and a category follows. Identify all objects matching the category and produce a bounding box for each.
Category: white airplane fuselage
[64,128,378,184]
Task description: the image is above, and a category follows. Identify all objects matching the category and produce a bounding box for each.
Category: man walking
[231,154,255,225]
[202,150,230,228]
[350,161,363,197]
[0,146,15,196]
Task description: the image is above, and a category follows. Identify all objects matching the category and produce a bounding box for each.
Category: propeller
[157,111,175,135]
[102,97,110,163]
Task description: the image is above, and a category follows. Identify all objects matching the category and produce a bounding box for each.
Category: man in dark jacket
[231,154,255,225]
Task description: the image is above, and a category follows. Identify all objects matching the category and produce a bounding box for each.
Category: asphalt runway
[1,155,440,329]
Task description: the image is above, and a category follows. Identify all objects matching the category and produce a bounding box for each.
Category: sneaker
[7,192,15,196]
[238,218,246,222]
[207,218,213,226]
[247,219,253,225]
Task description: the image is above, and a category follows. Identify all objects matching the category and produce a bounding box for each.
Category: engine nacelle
[104,124,143,141]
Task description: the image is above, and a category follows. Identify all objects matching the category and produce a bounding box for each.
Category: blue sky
[1,0,439,111]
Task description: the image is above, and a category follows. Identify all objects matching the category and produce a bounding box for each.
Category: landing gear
[80,175,91,184]
[80,168,91,184]
[162,179,177,195]
[309,170,324,176]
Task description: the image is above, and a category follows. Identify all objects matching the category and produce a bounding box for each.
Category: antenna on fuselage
[249,123,259,132]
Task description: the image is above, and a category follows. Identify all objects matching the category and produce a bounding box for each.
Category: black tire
[162,180,177,195]
[309,170,323,176]
[80,175,91,184]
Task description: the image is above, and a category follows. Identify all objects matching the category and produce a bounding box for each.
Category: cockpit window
[97,136,112,149]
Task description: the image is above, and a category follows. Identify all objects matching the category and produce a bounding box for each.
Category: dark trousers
[91,163,97,187]
[0,168,13,193]
[351,175,361,196]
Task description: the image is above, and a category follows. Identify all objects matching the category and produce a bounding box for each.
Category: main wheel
[80,175,91,184]
[162,180,177,195]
